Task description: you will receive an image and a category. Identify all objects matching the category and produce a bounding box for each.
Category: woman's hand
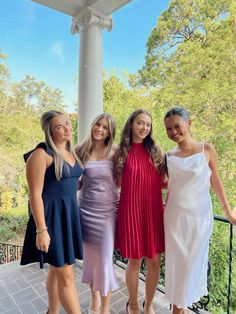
[78,177,83,190]
[36,230,50,253]
[161,173,168,189]
[226,206,236,225]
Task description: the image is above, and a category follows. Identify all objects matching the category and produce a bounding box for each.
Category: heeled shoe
[126,300,140,314]
[88,307,100,314]
[88,302,100,314]
[126,300,130,313]
[88,310,99,314]
[143,300,154,314]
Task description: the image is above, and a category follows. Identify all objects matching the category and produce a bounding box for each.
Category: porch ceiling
[31,0,132,16]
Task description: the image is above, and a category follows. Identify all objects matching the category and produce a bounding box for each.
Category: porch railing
[0,242,22,264]
[0,215,234,313]
[113,215,234,314]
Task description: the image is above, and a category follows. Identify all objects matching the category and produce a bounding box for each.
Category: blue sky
[0,0,170,111]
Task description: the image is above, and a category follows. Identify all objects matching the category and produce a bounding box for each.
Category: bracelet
[36,227,48,235]
[221,201,229,208]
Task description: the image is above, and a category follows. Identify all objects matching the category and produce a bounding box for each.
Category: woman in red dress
[115,109,165,314]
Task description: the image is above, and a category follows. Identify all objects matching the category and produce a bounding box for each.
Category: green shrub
[0,212,28,242]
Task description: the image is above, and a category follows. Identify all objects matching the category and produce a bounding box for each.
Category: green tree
[103,71,165,145]
[11,75,66,115]
[132,0,236,203]
[0,53,67,192]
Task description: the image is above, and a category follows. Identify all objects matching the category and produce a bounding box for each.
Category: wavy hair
[40,110,82,181]
[75,113,116,164]
[114,109,164,177]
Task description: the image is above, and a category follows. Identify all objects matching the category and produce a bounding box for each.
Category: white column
[71,7,113,141]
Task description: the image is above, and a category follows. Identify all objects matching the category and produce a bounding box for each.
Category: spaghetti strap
[202,143,205,153]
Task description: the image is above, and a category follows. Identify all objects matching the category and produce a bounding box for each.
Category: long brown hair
[75,113,116,164]
[114,109,164,177]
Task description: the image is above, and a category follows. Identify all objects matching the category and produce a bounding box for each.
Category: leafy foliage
[0,212,28,242]
[0,54,69,192]
[0,1,235,311]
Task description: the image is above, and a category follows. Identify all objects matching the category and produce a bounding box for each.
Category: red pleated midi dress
[117,143,165,259]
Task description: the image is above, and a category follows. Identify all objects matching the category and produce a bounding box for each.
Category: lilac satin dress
[78,160,119,296]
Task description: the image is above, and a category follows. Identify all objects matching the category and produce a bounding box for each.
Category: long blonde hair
[75,113,116,164]
[40,110,82,181]
[114,109,164,177]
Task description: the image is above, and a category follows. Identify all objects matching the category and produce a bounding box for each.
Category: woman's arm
[26,148,51,252]
[161,174,168,189]
[113,146,122,187]
[206,143,236,224]
[161,153,168,189]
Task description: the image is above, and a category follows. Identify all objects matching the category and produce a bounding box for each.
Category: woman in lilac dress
[75,113,119,314]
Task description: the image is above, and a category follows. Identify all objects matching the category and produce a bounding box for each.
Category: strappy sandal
[88,301,100,314]
[143,300,154,314]
[126,300,139,314]
[126,300,129,313]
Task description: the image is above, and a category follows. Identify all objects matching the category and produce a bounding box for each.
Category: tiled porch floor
[0,260,207,313]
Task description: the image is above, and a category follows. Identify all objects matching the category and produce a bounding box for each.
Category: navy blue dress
[21,143,83,268]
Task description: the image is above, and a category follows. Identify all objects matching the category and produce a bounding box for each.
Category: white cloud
[51,40,65,62]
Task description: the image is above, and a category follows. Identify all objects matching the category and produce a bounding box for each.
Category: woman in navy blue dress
[21,110,83,314]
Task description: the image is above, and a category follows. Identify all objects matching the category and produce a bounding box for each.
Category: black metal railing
[0,243,22,264]
[213,215,234,314]
[0,215,234,313]
[113,215,234,314]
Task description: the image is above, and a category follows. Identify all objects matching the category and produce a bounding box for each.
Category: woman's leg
[89,287,101,313]
[100,291,112,314]
[52,264,81,314]
[46,266,60,314]
[144,254,161,314]
[172,305,187,314]
[126,258,142,313]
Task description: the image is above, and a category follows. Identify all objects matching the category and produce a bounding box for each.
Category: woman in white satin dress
[163,107,236,314]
